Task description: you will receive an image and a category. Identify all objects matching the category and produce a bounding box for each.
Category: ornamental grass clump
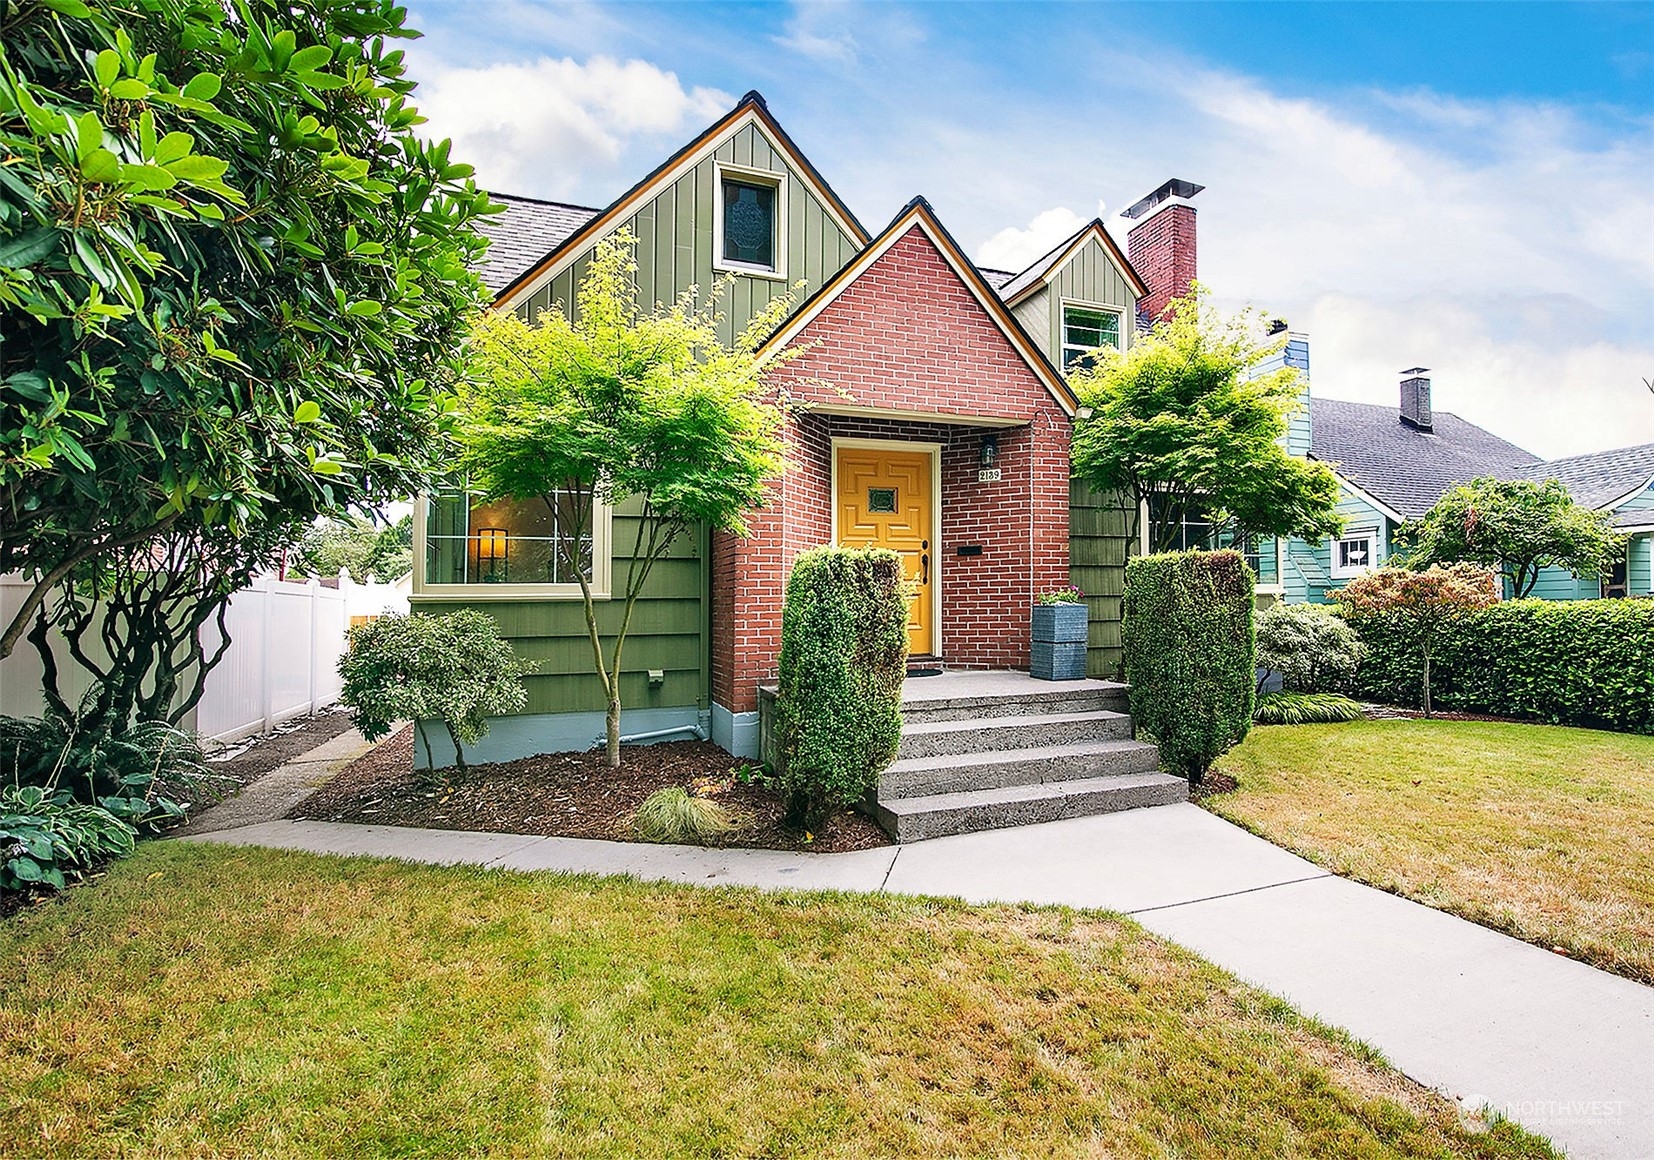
[773,547,911,830]
[632,787,741,846]
[1123,549,1255,786]
[1253,692,1365,725]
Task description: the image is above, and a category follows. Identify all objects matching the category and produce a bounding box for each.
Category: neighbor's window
[721,176,777,271]
[424,491,593,587]
[1061,305,1122,371]
[1147,493,1214,552]
[1331,530,1376,579]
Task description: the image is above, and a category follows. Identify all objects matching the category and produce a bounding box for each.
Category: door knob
[920,553,930,585]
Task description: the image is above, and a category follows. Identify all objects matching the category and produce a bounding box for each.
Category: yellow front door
[835,445,934,656]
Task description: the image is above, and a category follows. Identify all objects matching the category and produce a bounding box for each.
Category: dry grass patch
[0,843,1552,1158]
[1209,719,1654,982]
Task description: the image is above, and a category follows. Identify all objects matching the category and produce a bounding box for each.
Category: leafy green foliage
[0,710,213,832]
[1,785,134,893]
[1348,599,1654,733]
[1256,602,1365,694]
[293,513,413,582]
[1253,692,1364,725]
[1335,565,1498,716]
[338,610,535,772]
[458,229,795,767]
[1068,285,1342,553]
[631,787,741,846]
[774,547,910,830]
[1396,477,1625,598]
[1123,550,1256,785]
[0,0,494,660]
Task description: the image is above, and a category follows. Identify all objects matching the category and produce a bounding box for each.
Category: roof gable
[1310,397,1540,519]
[1000,219,1147,306]
[475,194,600,297]
[760,198,1077,417]
[493,91,867,312]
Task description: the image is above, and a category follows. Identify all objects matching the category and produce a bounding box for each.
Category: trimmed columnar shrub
[1255,602,1366,694]
[339,611,535,773]
[1348,598,1654,734]
[773,547,910,829]
[1123,550,1256,785]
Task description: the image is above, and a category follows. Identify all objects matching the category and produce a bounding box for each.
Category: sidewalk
[177,727,377,835]
[182,804,1654,1159]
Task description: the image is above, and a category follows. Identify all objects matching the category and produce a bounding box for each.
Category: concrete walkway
[181,804,1653,1159]
[176,727,376,835]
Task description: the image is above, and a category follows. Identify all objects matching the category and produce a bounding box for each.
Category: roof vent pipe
[1400,367,1433,432]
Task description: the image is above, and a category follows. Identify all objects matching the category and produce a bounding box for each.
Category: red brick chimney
[1122,178,1203,323]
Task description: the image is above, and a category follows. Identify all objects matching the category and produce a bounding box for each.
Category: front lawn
[1207,719,1654,982]
[0,844,1549,1158]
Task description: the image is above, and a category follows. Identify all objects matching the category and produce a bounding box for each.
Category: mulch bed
[294,731,891,854]
[1359,703,1536,725]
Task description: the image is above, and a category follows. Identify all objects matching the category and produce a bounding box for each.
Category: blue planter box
[1032,640,1087,681]
[1032,602,1089,644]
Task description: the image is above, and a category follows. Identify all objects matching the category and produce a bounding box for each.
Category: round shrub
[1123,549,1255,786]
[773,547,910,830]
[338,611,536,773]
[632,788,741,846]
[1256,603,1366,694]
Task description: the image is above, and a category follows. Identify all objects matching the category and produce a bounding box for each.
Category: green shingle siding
[1068,480,1131,677]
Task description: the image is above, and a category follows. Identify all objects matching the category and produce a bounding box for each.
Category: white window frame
[712,161,788,281]
[1059,299,1124,371]
[1331,528,1378,579]
[410,491,612,602]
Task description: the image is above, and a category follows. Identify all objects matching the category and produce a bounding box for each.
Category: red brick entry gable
[772,225,1061,421]
[708,223,1074,756]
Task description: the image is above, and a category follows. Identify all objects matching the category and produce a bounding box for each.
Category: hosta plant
[1,785,135,893]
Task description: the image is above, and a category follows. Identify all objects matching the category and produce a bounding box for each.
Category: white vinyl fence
[0,571,408,744]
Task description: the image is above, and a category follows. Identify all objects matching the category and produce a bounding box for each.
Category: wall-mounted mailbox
[956,544,983,557]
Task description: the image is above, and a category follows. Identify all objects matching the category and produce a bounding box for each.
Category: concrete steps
[873,671,1183,843]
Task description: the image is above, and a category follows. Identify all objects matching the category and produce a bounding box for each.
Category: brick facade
[1127,202,1197,323]
[711,224,1072,717]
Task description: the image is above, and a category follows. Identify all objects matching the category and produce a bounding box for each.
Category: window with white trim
[422,490,596,590]
[1331,529,1377,579]
[717,170,782,274]
[1061,305,1122,371]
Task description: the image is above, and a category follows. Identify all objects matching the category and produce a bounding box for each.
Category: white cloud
[411,55,731,198]
[774,7,858,63]
[976,207,1088,272]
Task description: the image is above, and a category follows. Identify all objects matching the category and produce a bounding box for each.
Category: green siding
[1069,480,1132,677]
[1630,532,1653,597]
[514,122,859,347]
[416,503,709,715]
[1012,236,1139,370]
[1527,564,1599,601]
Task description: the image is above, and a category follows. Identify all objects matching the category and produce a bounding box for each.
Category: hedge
[1348,598,1654,733]
[1123,550,1255,784]
[773,547,911,828]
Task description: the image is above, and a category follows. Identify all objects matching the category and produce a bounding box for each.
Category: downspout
[594,721,708,748]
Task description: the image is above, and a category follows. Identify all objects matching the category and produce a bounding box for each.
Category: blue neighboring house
[1250,341,1653,603]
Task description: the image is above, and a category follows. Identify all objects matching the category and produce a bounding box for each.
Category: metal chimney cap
[1400,367,1430,377]
[1122,178,1205,220]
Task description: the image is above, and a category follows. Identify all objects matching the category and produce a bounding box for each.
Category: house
[411,91,1191,762]
[1504,443,1654,599]
[1256,356,1654,603]
[1251,361,1541,603]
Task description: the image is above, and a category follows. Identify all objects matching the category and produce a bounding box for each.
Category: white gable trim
[1003,222,1146,307]
[1324,465,1408,524]
[1599,473,1654,514]
[496,105,862,313]
[757,205,1077,416]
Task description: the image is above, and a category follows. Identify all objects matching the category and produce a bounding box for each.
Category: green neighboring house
[1251,351,1654,604]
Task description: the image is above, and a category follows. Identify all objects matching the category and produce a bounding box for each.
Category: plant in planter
[1032,586,1088,681]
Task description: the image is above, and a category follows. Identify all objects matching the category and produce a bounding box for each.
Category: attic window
[1061,305,1122,371]
[718,170,781,274]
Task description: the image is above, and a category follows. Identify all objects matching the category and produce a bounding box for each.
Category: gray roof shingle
[978,267,1017,291]
[475,193,601,297]
[1508,443,1654,513]
[1309,397,1540,519]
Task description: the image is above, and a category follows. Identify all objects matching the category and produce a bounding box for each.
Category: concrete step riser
[902,691,1128,723]
[877,778,1189,843]
[898,713,1132,760]
[879,743,1162,799]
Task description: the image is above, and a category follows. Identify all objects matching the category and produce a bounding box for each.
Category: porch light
[979,433,998,470]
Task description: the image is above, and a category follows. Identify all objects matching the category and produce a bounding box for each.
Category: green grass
[1209,719,1654,983]
[0,843,1553,1158]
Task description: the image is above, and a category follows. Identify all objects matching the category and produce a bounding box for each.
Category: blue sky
[405,1,1654,457]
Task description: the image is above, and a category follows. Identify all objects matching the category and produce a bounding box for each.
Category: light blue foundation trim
[414,706,705,769]
[711,703,761,759]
